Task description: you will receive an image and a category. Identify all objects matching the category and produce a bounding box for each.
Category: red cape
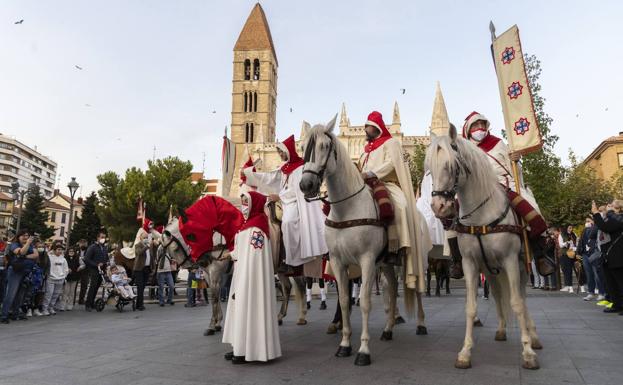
[239,191,270,238]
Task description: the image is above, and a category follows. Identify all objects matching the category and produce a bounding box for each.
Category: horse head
[299,114,338,198]
[161,217,192,268]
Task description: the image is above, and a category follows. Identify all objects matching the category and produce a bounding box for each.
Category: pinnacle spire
[340,102,348,127]
[430,81,450,136]
[392,101,401,125]
[234,3,278,64]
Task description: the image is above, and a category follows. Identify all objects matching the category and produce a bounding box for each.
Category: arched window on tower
[245,123,254,143]
[243,92,248,112]
[253,92,258,112]
[253,59,260,80]
[244,59,251,80]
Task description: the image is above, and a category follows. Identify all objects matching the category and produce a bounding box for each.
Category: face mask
[98,238,106,244]
[585,222,592,227]
[37,248,45,253]
[470,130,487,142]
[241,204,250,219]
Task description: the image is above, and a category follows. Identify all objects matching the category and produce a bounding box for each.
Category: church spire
[392,101,401,126]
[234,3,278,64]
[430,81,450,136]
[340,102,349,127]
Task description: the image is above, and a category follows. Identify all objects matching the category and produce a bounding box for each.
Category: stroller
[93,265,136,312]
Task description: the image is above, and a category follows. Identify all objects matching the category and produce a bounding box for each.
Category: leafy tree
[408,142,428,194]
[96,156,203,242]
[69,192,102,245]
[19,185,54,240]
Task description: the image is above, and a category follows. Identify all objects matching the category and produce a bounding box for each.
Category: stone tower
[429,81,450,136]
[230,3,278,194]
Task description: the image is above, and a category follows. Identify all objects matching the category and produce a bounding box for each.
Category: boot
[320,301,327,310]
[448,237,464,279]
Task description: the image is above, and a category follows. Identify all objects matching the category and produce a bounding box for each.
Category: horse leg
[293,277,307,325]
[426,267,432,297]
[355,255,375,366]
[415,290,427,335]
[435,267,441,297]
[445,265,451,295]
[456,257,478,369]
[331,258,352,358]
[503,258,539,369]
[491,276,507,342]
[525,310,542,350]
[277,273,292,325]
[380,265,397,341]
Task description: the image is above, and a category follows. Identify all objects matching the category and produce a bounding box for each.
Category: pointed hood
[277,135,304,175]
[240,156,256,187]
[364,111,392,153]
[239,191,270,238]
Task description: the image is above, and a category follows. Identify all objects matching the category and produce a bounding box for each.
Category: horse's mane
[425,135,499,199]
[304,125,362,191]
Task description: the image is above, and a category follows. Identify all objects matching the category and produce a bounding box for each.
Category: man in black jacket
[592,200,623,314]
[84,231,109,311]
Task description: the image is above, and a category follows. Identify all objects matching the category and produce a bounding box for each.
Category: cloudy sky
[1,0,621,196]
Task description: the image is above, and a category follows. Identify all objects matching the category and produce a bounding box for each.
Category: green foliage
[96,156,203,242]
[69,192,102,245]
[408,142,428,194]
[19,185,54,240]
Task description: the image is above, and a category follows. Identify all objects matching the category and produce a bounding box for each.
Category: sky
[1,0,622,196]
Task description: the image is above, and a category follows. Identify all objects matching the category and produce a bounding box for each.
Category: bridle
[162,231,191,268]
[302,132,366,205]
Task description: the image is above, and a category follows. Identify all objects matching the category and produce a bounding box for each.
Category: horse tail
[403,284,416,318]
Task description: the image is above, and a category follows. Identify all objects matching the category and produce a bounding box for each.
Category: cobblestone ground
[1,286,622,385]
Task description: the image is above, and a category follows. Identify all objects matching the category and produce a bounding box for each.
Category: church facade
[227,4,449,196]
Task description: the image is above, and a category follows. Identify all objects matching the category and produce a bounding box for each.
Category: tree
[408,142,428,195]
[19,185,54,240]
[69,192,102,245]
[96,156,203,242]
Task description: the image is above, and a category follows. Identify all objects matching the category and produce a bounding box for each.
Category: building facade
[0,192,14,237]
[583,132,623,181]
[226,4,446,196]
[0,133,57,198]
[44,189,83,242]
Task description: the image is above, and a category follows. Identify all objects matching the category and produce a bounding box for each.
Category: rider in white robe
[243,135,328,271]
[222,191,281,363]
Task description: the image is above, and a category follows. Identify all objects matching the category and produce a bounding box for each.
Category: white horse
[425,126,541,370]
[299,116,426,367]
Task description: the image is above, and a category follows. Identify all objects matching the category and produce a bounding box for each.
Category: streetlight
[66,177,79,248]
[11,181,35,234]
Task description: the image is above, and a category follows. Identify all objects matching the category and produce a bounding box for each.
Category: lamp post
[66,177,79,249]
[11,181,35,234]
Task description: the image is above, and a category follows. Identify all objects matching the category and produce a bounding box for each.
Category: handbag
[565,249,576,259]
[536,255,556,277]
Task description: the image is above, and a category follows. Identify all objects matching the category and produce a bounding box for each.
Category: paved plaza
[1,287,622,385]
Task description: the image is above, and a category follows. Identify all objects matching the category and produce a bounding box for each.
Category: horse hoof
[416,326,428,335]
[354,353,371,366]
[296,319,307,326]
[522,358,540,370]
[395,316,406,325]
[473,319,483,327]
[455,358,471,369]
[531,339,543,350]
[335,346,352,357]
[327,324,337,334]
[214,325,222,332]
[494,331,507,341]
[278,319,283,326]
[380,330,393,341]
[203,329,215,336]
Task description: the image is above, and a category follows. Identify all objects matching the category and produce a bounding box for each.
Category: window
[243,92,248,112]
[253,59,260,80]
[244,59,251,80]
[60,227,64,237]
[51,212,56,222]
[0,202,7,210]
[253,92,258,112]
[245,123,254,143]
[618,152,623,167]
[61,213,67,224]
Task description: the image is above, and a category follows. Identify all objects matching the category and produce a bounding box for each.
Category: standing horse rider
[448,111,547,278]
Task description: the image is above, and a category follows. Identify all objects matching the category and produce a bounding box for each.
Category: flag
[221,132,236,197]
[491,25,542,156]
[136,195,145,223]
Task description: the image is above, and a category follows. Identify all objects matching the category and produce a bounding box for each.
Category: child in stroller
[110,265,136,300]
[92,264,136,312]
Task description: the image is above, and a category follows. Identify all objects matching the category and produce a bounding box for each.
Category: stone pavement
[1,287,622,385]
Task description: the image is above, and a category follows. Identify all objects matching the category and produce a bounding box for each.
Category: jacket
[48,253,69,280]
[133,241,157,272]
[84,243,109,270]
[65,255,81,281]
[593,211,623,268]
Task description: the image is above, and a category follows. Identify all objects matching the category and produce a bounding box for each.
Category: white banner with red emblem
[221,133,236,198]
[492,25,542,155]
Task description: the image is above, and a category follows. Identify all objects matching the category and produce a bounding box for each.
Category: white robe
[244,166,328,266]
[222,227,281,362]
[416,172,446,246]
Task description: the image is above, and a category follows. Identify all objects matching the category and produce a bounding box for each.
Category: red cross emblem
[513,118,530,136]
[501,47,515,65]
[507,81,523,99]
[250,231,265,249]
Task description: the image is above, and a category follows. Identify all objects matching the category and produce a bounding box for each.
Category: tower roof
[234,3,278,65]
[430,81,450,136]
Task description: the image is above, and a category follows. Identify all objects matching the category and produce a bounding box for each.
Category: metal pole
[511,160,533,272]
[66,198,75,251]
[15,191,25,234]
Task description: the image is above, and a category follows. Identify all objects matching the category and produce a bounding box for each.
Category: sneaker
[583,294,596,301]
[41,310,50,316]
[33,309,42,317]
[596,295,606,301]
[597,300,611,307]
[580,286,587,293]
[49,309,56,315]
[26,309,32,317]
[606,302,614,309]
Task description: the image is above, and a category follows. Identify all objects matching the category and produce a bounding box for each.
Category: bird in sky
[14,19,24,25]
[85,104,91,107]
[75,65,83,70]
[289,107,293,113]
[212,110,216,114]
[400,88,406,95]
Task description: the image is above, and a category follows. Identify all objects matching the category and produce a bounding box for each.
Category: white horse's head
[299,114,338,198]
[161,217,192,268]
